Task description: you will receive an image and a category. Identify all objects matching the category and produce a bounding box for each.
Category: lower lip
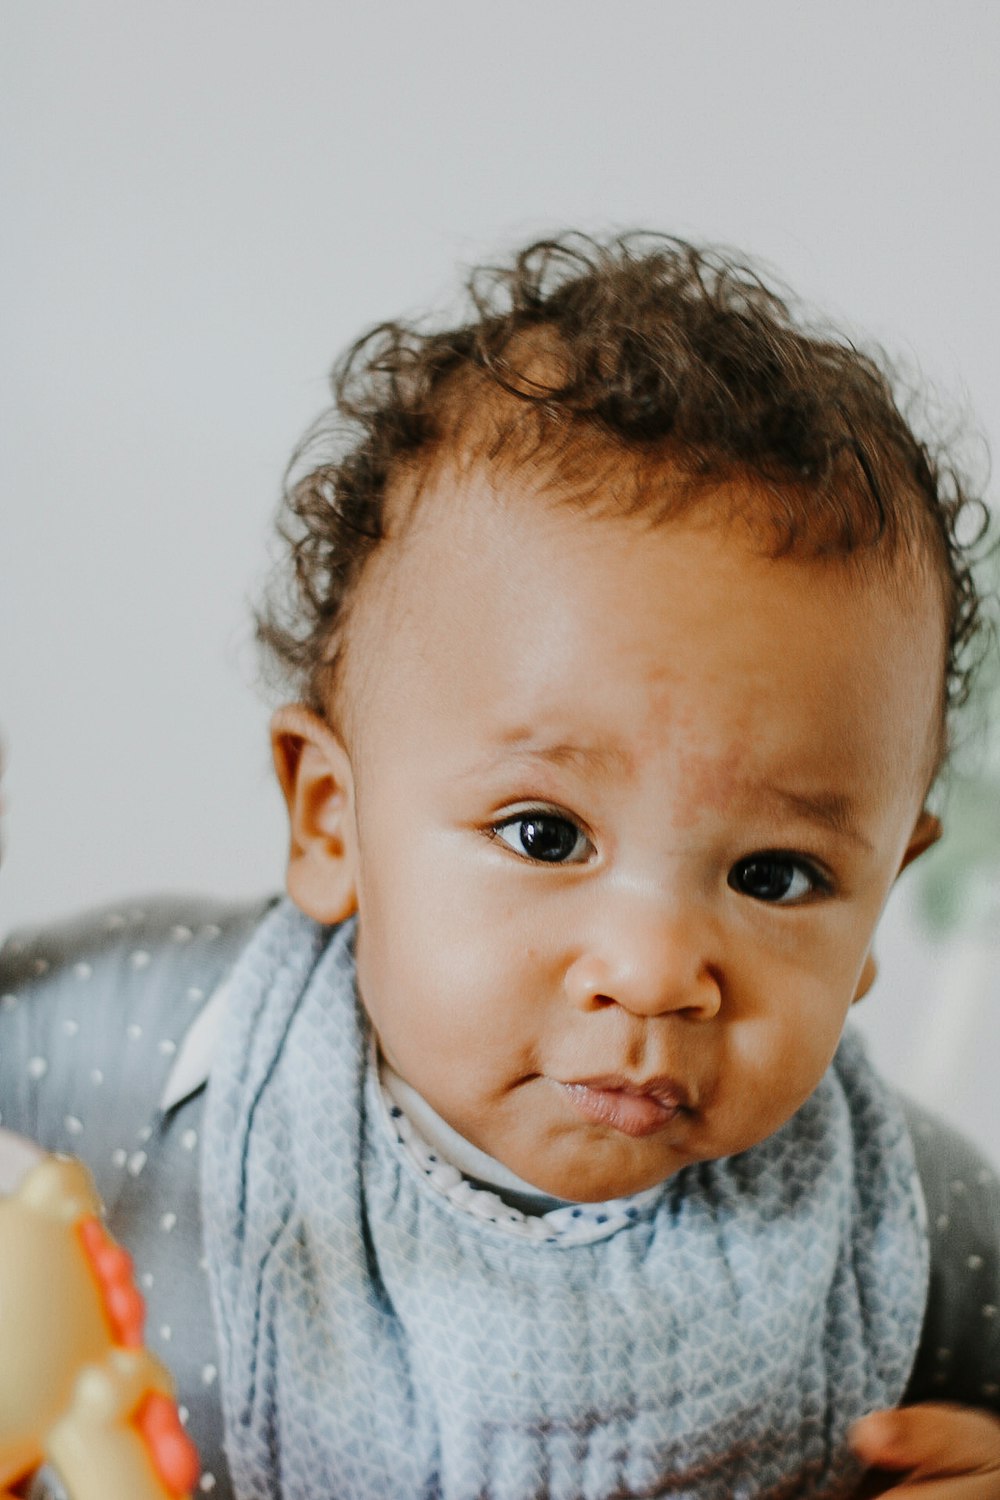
[560,1084,684,1138]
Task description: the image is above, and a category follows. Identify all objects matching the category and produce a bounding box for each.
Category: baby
[2,233,999,1500]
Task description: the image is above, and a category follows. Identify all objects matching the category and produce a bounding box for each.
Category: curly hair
[257,232,994,761]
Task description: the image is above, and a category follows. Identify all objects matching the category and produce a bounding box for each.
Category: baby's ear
[898,807,942,874]
[853,810,942,1007]
[270,704,358,925]
[852,950,879,1004]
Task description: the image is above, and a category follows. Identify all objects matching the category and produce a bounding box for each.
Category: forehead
[340,460,945,801]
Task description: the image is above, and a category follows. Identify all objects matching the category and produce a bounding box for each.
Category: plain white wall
[2,2,998,1151]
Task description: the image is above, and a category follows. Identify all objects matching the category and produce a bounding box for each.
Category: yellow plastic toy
[0,1128,200,1500]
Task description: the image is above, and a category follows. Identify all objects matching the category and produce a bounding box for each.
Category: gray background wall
[2,2,998,1155]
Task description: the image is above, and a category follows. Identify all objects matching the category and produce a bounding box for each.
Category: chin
[534,1156,676,1205]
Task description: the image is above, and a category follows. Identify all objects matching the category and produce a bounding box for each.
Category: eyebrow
[468,735,632,779]
[750,786,874,852]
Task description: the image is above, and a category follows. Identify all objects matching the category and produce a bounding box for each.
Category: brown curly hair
[257,232,994,764]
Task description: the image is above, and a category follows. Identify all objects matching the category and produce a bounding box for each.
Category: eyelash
[489,809,593,865]
[726,851,833,905]
[489,811,833,904]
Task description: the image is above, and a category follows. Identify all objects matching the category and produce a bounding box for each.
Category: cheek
[719,1026,838,1153]
[359,816,543,980]
[354,865,537,1066]
[723,955,856,1115]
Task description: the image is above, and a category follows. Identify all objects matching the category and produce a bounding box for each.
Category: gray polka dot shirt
[1,897,998,1500]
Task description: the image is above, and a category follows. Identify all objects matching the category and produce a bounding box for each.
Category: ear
[852,809,943,1006]
[270,703,358,925]
[897,807,942,873]
[852,949,879,1004]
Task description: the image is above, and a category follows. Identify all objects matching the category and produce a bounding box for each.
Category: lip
[557,1075,693,1139]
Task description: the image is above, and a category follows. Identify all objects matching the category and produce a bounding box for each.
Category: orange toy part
[137,1393,203,1497]
[0,1151,200,1500]
[78,1215,201,1493]
[78,1217,145,1346]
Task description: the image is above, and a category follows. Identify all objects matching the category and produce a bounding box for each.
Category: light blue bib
[202,901,928,1499]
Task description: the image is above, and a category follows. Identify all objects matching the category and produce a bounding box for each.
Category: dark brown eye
[495,814,589,864]
[728,854,818,903]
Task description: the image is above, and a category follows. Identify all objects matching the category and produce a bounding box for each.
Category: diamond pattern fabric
[203,901,929,1499]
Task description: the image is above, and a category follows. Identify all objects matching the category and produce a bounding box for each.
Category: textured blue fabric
[202,900,930,1500]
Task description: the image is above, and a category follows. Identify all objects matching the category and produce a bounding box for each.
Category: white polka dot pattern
[0,895,273,1500]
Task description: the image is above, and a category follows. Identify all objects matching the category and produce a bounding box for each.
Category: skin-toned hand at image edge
[271,464,1000,1495]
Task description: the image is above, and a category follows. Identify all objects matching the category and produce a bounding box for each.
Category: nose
[563,894,722,1021]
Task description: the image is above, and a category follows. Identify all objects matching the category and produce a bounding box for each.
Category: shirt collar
[159,977,231,1111]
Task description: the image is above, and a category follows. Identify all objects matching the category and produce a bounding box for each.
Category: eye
[492,811,591,864]
[728,852,828,904]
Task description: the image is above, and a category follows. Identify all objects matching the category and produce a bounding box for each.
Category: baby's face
[278,463,943,1201]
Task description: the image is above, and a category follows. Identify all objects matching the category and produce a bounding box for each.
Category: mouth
[556,1075,693,1139]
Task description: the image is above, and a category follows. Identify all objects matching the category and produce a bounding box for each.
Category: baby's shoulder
[900,1096,1000,1411]
[0,894,273,1205]
[2,889,270,968]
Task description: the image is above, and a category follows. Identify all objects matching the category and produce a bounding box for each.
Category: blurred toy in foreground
[0,1128,199,1500]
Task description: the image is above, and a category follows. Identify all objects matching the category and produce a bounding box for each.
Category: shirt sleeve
[901,1095,1000,1413]
[0,895,269,1213]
